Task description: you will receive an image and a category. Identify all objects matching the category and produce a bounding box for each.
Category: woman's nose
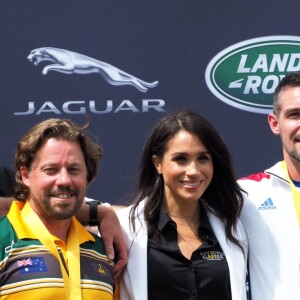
[186,162,200,176]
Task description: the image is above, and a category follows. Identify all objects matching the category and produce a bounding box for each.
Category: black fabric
[147,203,231,300]
[0,165,15,197]
[86,200,102,226]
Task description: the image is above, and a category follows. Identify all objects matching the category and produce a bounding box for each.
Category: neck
[28,200,72,243]
[284,156,300,181]
[163,200,200,226]
[164,204,199,218]
[40,218,71,243]
[168,215,199,226]
[167,211,197,218]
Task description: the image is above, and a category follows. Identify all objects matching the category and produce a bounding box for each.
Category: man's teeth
[54,194,71,199]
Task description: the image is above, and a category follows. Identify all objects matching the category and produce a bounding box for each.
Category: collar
[292,180,300,188]
[265,160,290,184]
[158,201,214,234]
[8,200,95,244]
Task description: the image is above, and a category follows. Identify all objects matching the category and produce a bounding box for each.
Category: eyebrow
[170,150,211,156]
[284,107,300,115]
[40,162,84,168]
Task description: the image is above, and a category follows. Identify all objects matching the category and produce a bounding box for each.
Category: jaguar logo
[27,47,159,92]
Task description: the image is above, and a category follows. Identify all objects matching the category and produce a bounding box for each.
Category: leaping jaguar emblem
[27,47,159,92]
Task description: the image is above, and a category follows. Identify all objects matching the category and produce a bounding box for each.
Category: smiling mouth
[50,190,76,199]
[180,181,200,187]
[52,194,73,199]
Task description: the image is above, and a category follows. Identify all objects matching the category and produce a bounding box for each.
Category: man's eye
[45,168,57,174]
[288,112,300,118]
[69,167,81,174]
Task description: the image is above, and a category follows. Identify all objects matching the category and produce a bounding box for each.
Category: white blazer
[117,200,248,300]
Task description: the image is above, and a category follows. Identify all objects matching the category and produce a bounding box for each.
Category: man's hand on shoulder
[97,203,128,278]
[76,198,128,278]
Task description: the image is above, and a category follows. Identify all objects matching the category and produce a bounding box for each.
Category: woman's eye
[199,155,210,162]
[174,156,187,163]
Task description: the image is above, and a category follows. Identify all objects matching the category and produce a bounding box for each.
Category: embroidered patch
[17,257,48,274]
[198,251,225,261]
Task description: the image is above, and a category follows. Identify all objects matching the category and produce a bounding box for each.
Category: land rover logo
[205,36,300,114]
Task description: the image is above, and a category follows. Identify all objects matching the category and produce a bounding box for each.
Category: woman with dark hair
[117,110,248,300]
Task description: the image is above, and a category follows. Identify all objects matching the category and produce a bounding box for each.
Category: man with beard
[238,72,300,300]
[0,118,118,300]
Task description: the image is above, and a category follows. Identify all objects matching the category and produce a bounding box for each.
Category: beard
[31,188,85,220]
[282,134,300,162]
[287,147,300,162]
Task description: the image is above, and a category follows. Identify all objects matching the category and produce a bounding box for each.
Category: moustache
[49,187,77,195]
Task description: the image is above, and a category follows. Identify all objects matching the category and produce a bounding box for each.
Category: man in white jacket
[238,71,300,300]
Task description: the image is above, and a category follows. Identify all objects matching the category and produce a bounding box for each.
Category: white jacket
[117,199,248,300]
[238,161,300,300]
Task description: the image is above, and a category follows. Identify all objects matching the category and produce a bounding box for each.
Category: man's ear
[20,166,31,188]
[268,113,281,136]
[152,155,162,174]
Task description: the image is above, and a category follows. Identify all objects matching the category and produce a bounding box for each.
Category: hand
[98,204,128,277]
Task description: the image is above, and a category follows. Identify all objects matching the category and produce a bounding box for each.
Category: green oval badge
[205,36,300,114]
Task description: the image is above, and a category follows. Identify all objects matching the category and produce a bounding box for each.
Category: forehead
[33,138,84,164]
[280,86,300,111]
[165,131,206,152]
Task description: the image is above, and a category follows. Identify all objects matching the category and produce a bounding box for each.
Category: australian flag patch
[17,257,48,274]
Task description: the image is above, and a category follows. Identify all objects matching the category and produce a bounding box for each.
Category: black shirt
[147,203,232,300]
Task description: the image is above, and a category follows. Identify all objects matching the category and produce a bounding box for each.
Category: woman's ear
[152,155,162,174]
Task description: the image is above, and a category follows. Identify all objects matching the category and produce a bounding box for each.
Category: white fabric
[117,199,248,300]
[239,161,300,300]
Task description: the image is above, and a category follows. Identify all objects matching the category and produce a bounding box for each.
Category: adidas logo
[258,198,277,210]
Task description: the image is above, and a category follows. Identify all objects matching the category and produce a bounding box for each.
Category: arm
[75,199,128,277]
[0,197,13,217]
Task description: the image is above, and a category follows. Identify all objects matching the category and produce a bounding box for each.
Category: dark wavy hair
[130,110,244,250]
[14,118,103,200]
